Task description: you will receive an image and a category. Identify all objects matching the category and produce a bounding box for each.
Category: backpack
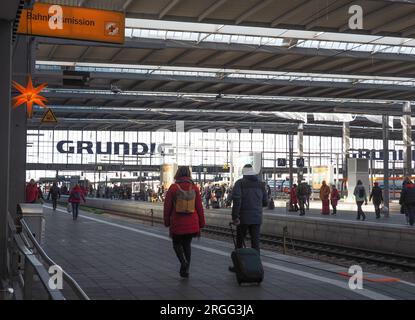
[73,191,81,200]
[174,183,196,214]
[358,188,364,198]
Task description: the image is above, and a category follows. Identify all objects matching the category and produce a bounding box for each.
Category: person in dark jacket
[400,177,415,226]
[164,166,205,278]
[230,164,268,273]
[369,182,383,219]
[47,182,61,211]
[353,180,368,221]
[204,185,212,209]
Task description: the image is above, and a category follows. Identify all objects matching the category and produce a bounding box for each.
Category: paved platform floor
[40,205,415,300]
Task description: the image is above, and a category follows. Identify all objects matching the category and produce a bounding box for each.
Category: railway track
[87,206,415,272]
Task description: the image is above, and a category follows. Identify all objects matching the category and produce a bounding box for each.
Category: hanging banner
[17,3,125,44]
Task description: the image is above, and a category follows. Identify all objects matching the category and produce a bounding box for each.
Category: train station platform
[40,205,415,300]
[67,198,415,257]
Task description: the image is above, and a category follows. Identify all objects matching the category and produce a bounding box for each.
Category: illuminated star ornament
[12,76,48,118]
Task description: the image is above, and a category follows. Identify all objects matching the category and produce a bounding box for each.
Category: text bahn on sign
[17,3,125,44]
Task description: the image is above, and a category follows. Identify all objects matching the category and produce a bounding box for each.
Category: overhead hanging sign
[17,3,125,44]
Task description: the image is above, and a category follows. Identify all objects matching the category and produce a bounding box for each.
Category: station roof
[39,0,415,39]
[25,0,415,139]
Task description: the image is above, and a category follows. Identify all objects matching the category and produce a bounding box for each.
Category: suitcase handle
[229,222,246,249]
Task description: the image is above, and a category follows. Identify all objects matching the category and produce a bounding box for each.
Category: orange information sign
[17,3,125,44]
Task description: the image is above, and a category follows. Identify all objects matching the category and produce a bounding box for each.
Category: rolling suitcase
[229,222,264,285]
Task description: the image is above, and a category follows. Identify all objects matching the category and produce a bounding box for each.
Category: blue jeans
[72,202,79,220]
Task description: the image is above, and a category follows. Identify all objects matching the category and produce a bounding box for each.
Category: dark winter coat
[369,186,383,205]
[231,175,268,225]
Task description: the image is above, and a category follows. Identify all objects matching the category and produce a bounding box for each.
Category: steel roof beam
[304,0,355,30]
[36,37,415,63]
[158,0,181,19]
[121,0,134,11]
[371,10,415,35]
[235,0,274,25]
[42,91,406,110]
[270,0,308,27]
[198,0,229,22]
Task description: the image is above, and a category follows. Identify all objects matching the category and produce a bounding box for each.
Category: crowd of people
[25,174,415,227]
[202,183,233,209]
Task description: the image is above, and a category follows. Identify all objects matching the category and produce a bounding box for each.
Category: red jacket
[25,183,39,203]
[163,177,205,236]
[68,186,86,203]
[330,189,340,206]
[290,187,298,204]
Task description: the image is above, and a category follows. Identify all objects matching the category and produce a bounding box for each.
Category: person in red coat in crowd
[290,184,299,211]
[330,185,340,215]
[163,166,205,278]
[25,179,39,203]
[68,184,86,220]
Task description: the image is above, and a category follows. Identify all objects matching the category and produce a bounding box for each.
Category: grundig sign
[57,141,173,156]
[17,3,125,44]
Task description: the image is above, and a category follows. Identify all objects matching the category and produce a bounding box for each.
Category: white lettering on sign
[48,5,63,30]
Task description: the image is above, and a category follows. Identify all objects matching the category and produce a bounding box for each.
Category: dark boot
[173,244,189,278]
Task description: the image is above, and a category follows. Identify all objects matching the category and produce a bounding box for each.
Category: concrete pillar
[9,36,32,218]
[297,123,304,182]
[402,101,412,177]
[0,20,12,279]
[383,115,390,217]
[342,122,350,195]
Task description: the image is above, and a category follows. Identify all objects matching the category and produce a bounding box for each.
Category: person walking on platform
[290,184,299,212]
[25,179,39,203]
[204,185,211,209]
[369,182,383,219]
[47,182,61,211]
[305,182,312,210]
[400,177,415,226]
[330,185,340,215]
[319,181,331,215]
[68,184,86,221]
[229,164,268,273]
[296,181,308,216]
[164,166,205,278]
[353,180,368,221]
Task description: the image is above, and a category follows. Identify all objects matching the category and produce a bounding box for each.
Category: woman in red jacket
[25,179,39,203]
[330,185,340,215]
[68,184,86,220]
[290,184,299,211]
[163,166,205,278]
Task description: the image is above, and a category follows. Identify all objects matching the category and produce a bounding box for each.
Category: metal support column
[402,101,412,177]
[342,122,350,196]
[288,133,294,191]
[0,20,12,279]
[383,115,390,217]
[297,123,304,183]
[9,36,32,218]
